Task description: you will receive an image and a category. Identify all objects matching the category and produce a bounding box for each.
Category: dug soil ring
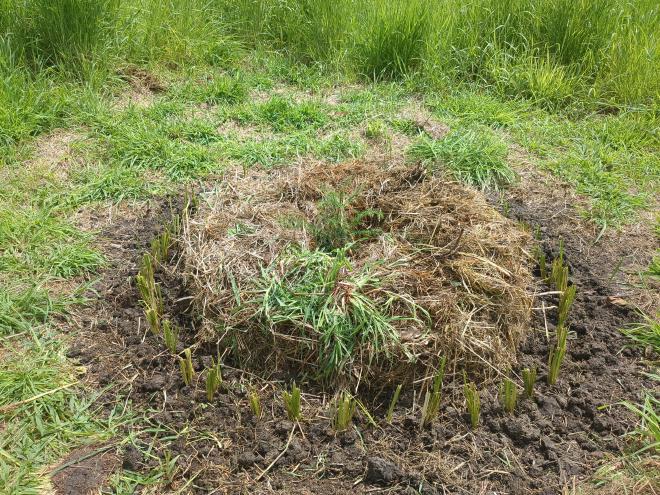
[181,160,533,386]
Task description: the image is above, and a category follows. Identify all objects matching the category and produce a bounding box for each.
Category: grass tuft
[408,128,515,189]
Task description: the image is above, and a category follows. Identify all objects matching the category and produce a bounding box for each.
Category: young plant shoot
[179,348,195,387]
[283,383,302,421]
[421,356,447,428]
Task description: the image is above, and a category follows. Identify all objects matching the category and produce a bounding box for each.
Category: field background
[0,1,658,493]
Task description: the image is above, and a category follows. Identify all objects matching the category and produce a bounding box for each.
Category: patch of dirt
[66,160,654,494]
[0,129,83,185]
[114,66,164,110]
[504,147,659,313]
[50,445,119,495]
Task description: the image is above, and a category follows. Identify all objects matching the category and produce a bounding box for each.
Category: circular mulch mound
[181,160,533,386]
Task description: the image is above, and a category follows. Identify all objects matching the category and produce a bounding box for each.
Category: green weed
[355,1,430,80]
[622,314,660,354]
[236,96,328,132]
[257,247,415,380]
[408,128,515,189]
[309,190,382,252]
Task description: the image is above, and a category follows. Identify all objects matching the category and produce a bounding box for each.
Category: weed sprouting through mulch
[181,161,533,387]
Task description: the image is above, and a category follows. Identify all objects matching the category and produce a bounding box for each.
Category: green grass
[622,314,660,354]
[257,247,407,380]
[230,95,329,132]
[408,128,515,189]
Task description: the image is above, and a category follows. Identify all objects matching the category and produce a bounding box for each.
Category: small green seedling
[334,391,357,431]
[547,325,568,385]
[162,319,178,353]
[420,356,447,428]
[205,358,222,401]
[249,390,262,418]
[522,367,537,398]
[386,384,403,423]
[464,381,480,429]
[500,377,518,414]
[179,348,194,386]
[283,383,301,421]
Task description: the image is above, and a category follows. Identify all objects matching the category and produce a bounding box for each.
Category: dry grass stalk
[180,161,533,386]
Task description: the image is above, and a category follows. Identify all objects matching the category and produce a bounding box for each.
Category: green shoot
[179,348,194,387]
[334,391,357,431]
[205,358,222,401]
[557,284,576,328]
[386,384,402,423]
[534,245,547,280]
[151,228,172,263]
[161,450,178,483]
[162,319,178,353]
[500,377,518,414]
[145,307,160,335]
[283,383,302,421]
[547,325,568,385]
[464,381,480,429]
[420,356,447,428]
[249,390,262,418]
[136,251,164,335]
[550,260,568,292]
[522,367,537,399]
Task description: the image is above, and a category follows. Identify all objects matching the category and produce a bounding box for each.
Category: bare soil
[57,165,657,494]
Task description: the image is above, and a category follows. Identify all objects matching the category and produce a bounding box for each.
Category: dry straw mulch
[181,160,533,386]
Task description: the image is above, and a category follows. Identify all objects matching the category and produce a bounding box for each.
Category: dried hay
[181,160,533,385]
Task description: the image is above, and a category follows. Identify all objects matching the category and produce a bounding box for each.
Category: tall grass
[0,0,657,142]
[214,0,659,107]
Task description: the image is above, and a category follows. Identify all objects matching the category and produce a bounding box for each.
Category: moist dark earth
[57,179,655,495]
